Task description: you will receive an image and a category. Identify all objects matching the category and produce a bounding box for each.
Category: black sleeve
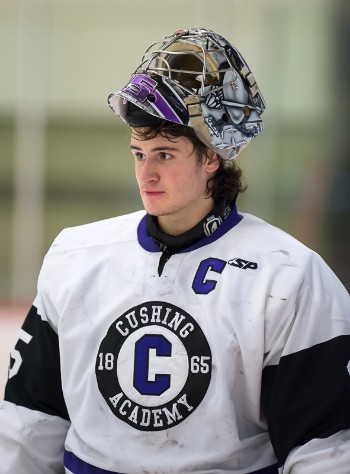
[4,305,70,421]
[261,334,350,465]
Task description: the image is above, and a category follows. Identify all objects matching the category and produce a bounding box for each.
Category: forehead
[130,131,193,151]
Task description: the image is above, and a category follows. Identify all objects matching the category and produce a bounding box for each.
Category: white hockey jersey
[1,208,350,473]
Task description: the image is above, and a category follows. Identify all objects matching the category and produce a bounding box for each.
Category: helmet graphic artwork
[108,28,266,160]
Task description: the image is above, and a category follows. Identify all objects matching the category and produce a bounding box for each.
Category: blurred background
[0,0,349,394]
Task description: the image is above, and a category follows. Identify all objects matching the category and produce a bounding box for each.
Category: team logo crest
[203,215,223,236]
[96,301,212,431]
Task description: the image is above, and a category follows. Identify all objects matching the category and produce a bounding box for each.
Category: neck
[146,198,231,255]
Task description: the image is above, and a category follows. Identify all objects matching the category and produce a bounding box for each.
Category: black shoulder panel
[262,334,350,465]
[4,305,70,421]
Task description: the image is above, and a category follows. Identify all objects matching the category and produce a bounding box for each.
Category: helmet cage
[137,29,265,112]
[108,28,266,160]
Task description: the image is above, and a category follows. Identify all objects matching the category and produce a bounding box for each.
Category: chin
[143,206,160,216]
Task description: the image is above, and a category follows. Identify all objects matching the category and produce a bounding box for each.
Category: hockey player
[1,28,350,474]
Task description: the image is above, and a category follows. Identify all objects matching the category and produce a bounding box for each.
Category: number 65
[190,356,211,374]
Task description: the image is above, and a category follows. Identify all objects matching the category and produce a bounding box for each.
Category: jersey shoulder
[237,212,313,257]
[236,213,348,293]
[47,210,146,256]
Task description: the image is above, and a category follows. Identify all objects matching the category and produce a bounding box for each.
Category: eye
[132,151,146,161]
[160,152,172,160]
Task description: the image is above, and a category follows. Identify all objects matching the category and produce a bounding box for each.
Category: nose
[139,157,160,183]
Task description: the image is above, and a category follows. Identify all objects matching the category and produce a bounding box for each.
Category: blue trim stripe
[64,450,121,474]
[65,449,278,474]
[137,205,243,253]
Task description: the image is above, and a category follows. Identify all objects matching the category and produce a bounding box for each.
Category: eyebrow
[130,145,179,152]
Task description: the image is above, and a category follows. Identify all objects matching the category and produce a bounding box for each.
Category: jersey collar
[137,202,243,254]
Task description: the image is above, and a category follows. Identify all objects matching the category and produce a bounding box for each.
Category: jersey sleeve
[261,252,350,472]
[0,298,70,473]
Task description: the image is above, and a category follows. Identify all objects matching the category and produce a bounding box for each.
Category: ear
[204,149,221,173]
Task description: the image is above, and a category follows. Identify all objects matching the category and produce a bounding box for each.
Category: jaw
[154,199,215,236]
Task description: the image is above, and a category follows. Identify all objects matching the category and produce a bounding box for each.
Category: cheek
[172,173,194,195]
[172,176,205,203]
[187,168,208,195]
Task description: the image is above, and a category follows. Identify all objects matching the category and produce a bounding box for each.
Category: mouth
[143,190,165,197]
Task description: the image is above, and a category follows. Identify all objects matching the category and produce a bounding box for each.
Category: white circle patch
[96,301,212,431]
[117,326,189,407]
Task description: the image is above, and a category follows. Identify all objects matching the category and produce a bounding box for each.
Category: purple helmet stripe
[122,74,182,124]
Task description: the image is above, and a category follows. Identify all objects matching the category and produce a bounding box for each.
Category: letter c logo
[192,258,227,295]
[134,334,171,395]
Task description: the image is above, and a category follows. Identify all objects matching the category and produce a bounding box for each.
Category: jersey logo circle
[96,301,212,431]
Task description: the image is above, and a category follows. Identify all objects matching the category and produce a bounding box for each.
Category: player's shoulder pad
[47,210,146,255]
[237,212,317,263]
[240,213,313,254]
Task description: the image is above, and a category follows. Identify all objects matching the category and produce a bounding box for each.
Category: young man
[0,28,349,474]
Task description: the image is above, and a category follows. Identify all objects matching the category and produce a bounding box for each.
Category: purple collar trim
[64,449,278,474]
[137,205,243,253]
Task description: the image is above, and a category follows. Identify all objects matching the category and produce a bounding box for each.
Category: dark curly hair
[131,121,246,203]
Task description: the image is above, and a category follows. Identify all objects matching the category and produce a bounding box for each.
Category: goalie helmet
[108,28,266,160]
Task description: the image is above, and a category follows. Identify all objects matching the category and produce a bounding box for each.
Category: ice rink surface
[0,304,27,400]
